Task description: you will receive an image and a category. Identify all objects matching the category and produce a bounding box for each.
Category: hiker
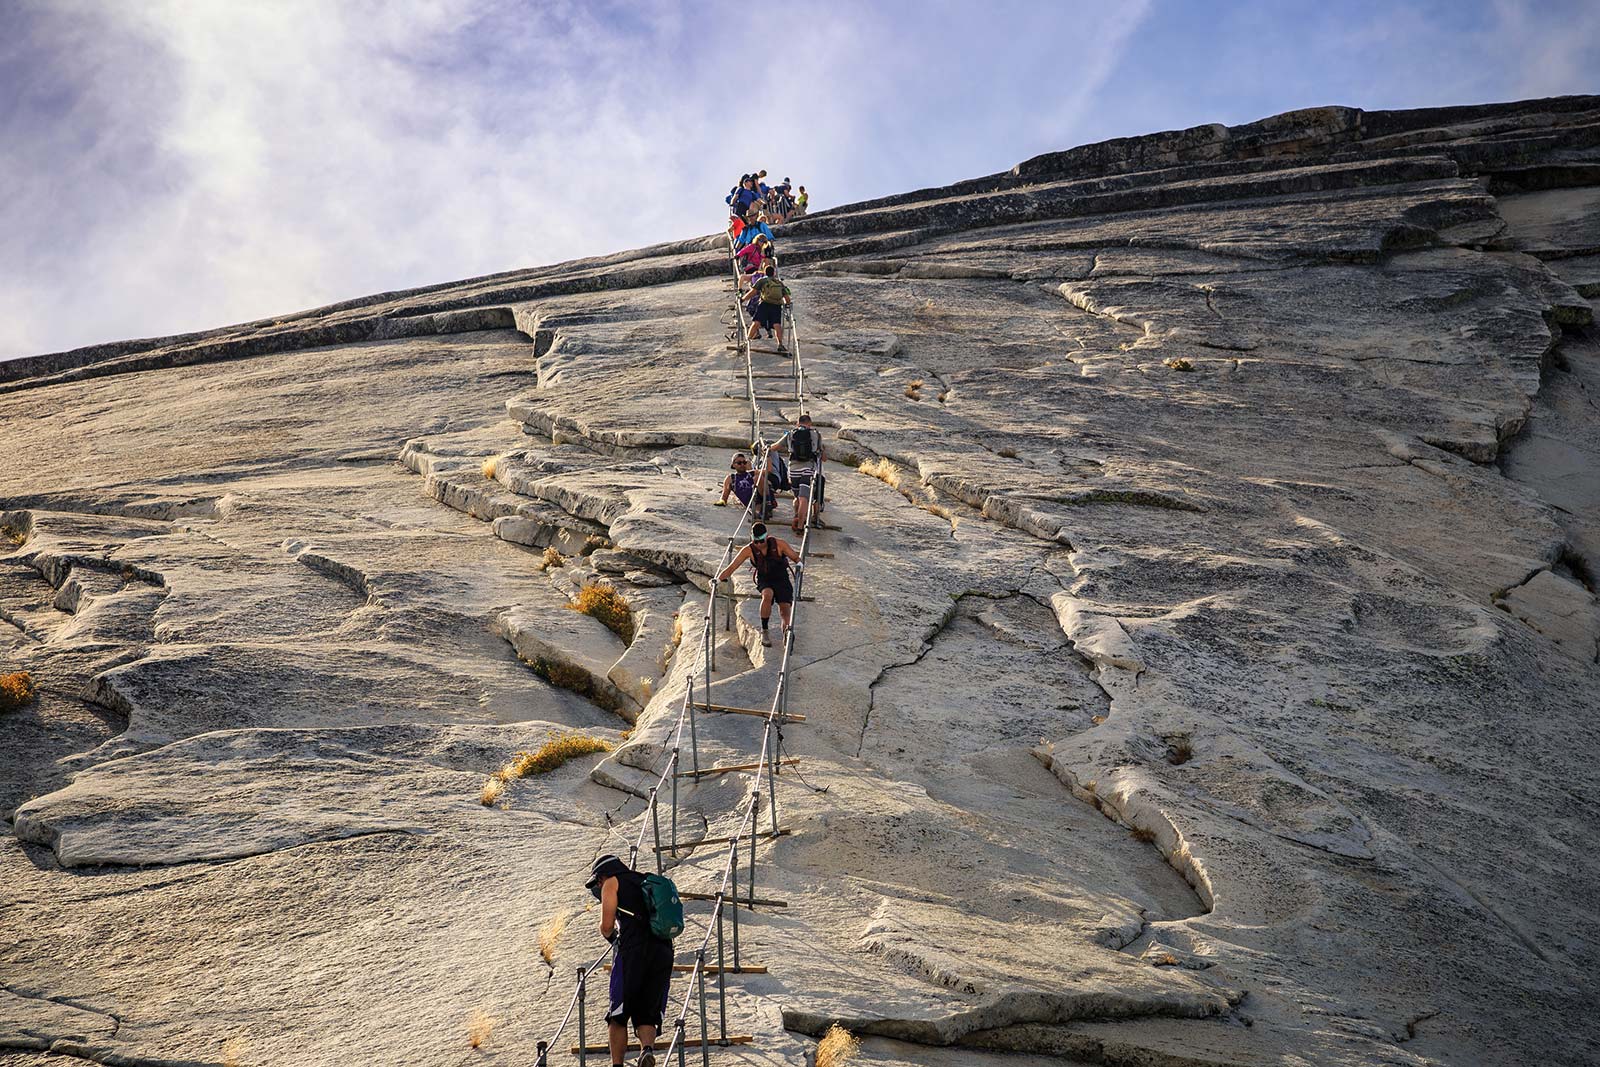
[716,521,802,646]
[728,211,746,244]
[743,266,791,347]
[732,237,764,279]
[794,186,808,217]
[730,176,760,215]
[717,451,778,516]
[780,413,826,531]
[735,213,774,250]
[587,854,675,1067]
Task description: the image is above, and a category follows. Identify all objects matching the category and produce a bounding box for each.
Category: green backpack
[640,872,684,941]
[759,278,787,306]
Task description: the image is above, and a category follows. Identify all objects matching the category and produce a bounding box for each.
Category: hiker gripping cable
[716,522,802,647]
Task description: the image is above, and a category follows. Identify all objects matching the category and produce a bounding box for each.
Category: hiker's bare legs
[774,324,784,349]
[609,1021,627,1063]
[636,1024,657,1056]
[793,494,809,531]
[760,588,774,623]
[778,601,793,631]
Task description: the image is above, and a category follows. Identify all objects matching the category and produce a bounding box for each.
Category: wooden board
[677,758,800,779]
[571,1035,754,1054]
[680,891,788,907]
[654,828,790,852]
[690,701,806,722]
[604,964,768,975]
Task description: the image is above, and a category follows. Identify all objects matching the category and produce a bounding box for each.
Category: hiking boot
[762,631,772,647]
[637,1052,657,1067]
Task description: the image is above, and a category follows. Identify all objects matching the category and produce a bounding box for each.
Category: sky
[1,0,1597,361]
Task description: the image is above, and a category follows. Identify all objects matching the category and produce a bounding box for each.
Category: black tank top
[749,539,787,583]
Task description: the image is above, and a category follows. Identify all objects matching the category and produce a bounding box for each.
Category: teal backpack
[640,873,683,941]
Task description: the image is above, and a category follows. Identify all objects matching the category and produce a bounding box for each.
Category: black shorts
[607,943,673,1029]
[754,302,783,328]
[758,571,794,605]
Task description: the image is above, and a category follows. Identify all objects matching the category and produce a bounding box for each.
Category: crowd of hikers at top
[726,171,807,350]
[581,174,825,1067]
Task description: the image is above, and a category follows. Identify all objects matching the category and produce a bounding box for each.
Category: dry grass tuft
[541,546,564,571]
[1130,825,1158,844]
[538,909,573,969]
[904,379,924,400]
[482,456,500,481]
[0,523,24,546]
[503,732,614,780]
[0,671,38,712]
[671,612,685,648]
[1152,951,1180,966]
[568,582,634,642]
[466,1009,494,1050]
[1163,357,1195,372]
[1090,714,1106,725]
[479,776,506,807]
[922,503,954,522]
[815,1024,860,1067]
[858,457,900,486]
[996,446,1019,459]
[1166,736,1194,765]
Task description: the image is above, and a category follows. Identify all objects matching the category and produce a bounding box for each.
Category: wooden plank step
[604,964,768,975]
[654,828,790,853]
[678,758,799,779]
[681,891,788,907]
[572,1036,754,1054]
[691,702,806,722]
[728,592,816,603]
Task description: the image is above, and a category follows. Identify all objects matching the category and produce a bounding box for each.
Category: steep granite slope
[3,98,1598,1067]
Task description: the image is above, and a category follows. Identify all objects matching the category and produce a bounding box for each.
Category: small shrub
[1163,357,1194,372]
[937,389,949,403]
[538,910,573,969]
[1166,736,1193,765]
[0,523,24,546]
[815,1024,860,1067]
[541,546,564,571]
[482,456,500,481]
[479,776,506,807]
[996,447,1019,459]
[1152,952,1179,967]
[568,582,634,643]
[529,656,596,697]
[466,1009,494,1049]
[904,379,923,400]
[1130,826,1158,844]
[0,671,38,712]
[503,732,614,780]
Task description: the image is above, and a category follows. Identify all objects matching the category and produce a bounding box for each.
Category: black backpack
[790,427,819,463]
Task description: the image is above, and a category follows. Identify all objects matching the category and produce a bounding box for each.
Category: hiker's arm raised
[600,877,618,942]
[716,546,751,582]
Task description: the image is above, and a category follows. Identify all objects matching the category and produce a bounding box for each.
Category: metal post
[767,729,780,835]
[697,950,711,1067]
[536,1040,548,1067]
[729,850,741,967]
[670,747,679,855]
[576,968,588,1067]
[747,794,758,908]
[715,899,729,1043]
[687,677,700,775]
[676,1019,688,1067]
[651,791,664,873]
[628,843,638,870]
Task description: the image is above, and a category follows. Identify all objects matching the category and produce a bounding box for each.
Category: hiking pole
[576,967,588,1067]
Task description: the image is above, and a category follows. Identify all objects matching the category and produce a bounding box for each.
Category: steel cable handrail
[536,214,816,1066]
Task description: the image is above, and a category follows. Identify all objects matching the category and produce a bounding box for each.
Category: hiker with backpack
[778,413,826,532]
[735,213,774,250]
[743,267,791,348]
[732,236,766,281]
[586,854,682,1067]
[716,521,802,646]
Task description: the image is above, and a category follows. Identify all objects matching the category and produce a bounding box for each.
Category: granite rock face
[3,98,1599,1067]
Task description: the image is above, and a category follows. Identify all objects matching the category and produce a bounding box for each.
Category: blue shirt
[736,222,774,249]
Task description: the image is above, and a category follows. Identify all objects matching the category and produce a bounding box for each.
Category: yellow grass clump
[1164,357,1195,371]
[568,582,634,643]
[0,523,24,546]
[466,1009,494,1049]
[0,671,38,712]
[482,456,500,480]
[502,732,614,780]
[541,546,564,570]
[858,457,901,487]
[479,776,506,807]
[815,1024,860,1067]
[904,379,924,400]
[538,909,573,968]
